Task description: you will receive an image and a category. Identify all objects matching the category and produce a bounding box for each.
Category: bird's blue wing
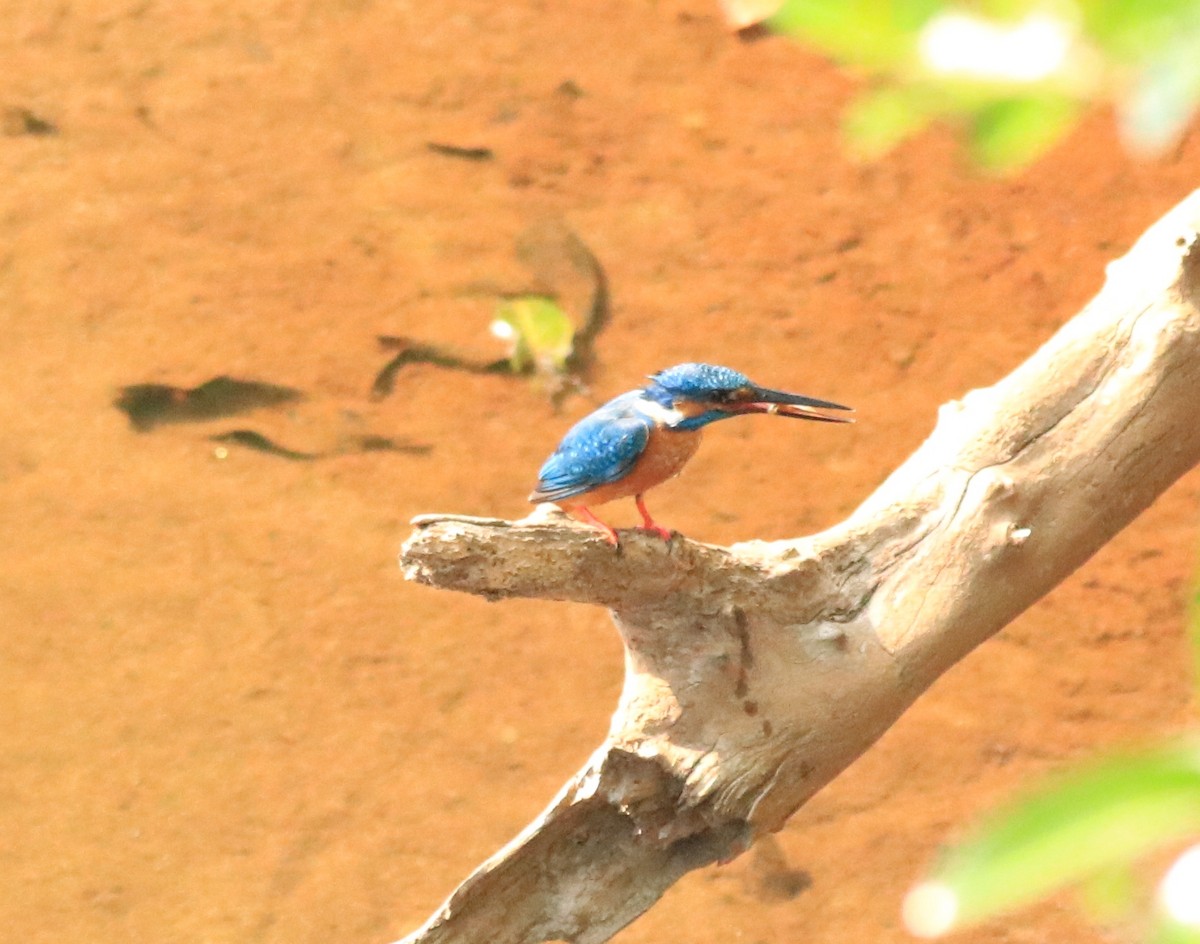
[529,404,651,503]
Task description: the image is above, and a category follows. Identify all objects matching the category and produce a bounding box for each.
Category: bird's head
[643,363,854,430]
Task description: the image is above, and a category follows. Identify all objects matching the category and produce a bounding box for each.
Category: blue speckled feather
[529,391,652,502]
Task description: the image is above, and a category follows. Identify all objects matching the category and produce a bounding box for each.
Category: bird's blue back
[530,391,653,502]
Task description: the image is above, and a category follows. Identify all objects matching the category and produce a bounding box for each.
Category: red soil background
[3,3,1199,943]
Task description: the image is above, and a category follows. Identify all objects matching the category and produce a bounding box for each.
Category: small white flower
[490,318,517,340]
[902,881,959,938]
[1160,843,1200,927]
[919,10,1073,83]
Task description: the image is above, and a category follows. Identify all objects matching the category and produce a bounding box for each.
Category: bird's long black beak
[734,386,855,423]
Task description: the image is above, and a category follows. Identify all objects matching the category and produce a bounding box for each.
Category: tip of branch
[409,512,518,529]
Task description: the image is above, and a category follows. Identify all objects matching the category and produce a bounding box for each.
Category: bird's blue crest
[645,363,750,403]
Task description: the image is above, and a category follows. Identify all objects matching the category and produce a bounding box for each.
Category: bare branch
[395,191,1200,944]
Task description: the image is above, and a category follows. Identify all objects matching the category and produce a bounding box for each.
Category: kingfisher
[529,363,853,545]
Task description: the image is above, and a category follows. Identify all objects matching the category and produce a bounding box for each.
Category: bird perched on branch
[529,362,853,544]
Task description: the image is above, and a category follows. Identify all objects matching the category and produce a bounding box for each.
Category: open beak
[731,387,855,423]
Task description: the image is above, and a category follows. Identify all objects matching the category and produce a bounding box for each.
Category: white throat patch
[636,398,685,426]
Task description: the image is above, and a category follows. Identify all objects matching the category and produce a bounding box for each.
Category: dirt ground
[2,3,1199,943]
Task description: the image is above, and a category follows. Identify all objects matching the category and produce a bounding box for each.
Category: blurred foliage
[910,743,1200,936]
[767,0,1200,169]
[491,296,576,376]
[905,573,1200,940]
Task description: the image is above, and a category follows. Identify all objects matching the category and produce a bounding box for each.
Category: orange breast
[558,427,702,509]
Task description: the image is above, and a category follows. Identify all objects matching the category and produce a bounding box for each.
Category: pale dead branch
[394,190,1200,944]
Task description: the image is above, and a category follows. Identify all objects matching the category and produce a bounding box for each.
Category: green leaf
[768,0,856,39]
[925,741,1200,926]
[844,86,935,158]
[1152,916,1200,944]
[1082,0,1200,61]
[769,0,941,69]
[491,296,574,375]
[977,0,1052,18]
[1120,29,1200,154]
[1076,863,1137,922]
[970,94,1078,170]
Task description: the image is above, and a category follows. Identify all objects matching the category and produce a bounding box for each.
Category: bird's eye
[702,386,750,404]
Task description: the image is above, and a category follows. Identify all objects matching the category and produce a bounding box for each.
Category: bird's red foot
[572,505,620,546]
[635,494,673,542]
